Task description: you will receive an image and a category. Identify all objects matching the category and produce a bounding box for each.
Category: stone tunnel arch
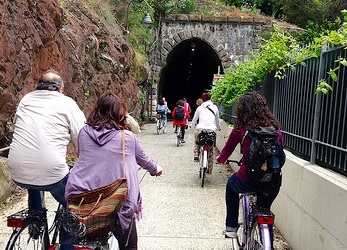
[158,37,223,115]
[148,13,272,119]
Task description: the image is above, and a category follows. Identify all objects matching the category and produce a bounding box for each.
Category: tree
[279,0,347,28]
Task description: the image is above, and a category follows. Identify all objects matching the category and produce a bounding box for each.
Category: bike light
[7,218,24,228]
[257,215,274,225]
[203,145,209,151]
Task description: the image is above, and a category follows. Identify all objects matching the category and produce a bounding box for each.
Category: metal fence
[220,46,347,177]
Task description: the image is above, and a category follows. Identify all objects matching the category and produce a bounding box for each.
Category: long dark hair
[86,91,130,131]
[234,91,280,129]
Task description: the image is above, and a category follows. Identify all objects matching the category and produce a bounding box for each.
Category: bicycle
[226,160,275,250]
[197,130,216,187]
[156,113,167,135]
[5,191,114,250]
[175,125,183,147]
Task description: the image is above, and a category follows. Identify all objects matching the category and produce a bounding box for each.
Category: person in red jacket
[172,99,190,143]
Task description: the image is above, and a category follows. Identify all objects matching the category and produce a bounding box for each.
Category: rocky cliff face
[0,0,144,153]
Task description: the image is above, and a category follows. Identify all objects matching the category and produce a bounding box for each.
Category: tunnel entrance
[158,38,223,117]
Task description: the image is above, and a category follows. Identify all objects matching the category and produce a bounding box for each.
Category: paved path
[137,122,231,249]
[0,122,291,249]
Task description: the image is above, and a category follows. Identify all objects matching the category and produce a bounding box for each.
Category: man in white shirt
[8,70,85,249]
[8,69,85,210]
[190,92,221,174]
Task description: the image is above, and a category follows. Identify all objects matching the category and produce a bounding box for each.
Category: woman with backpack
[172,99,190,143]
[217,91,284,246]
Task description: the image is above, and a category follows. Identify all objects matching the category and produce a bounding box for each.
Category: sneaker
[181,139,185,143]
[174,130,178,133]
[223,230,238,238]
[194,151,199,161]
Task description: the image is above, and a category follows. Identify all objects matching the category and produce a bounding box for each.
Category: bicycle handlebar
[226,159,242,166]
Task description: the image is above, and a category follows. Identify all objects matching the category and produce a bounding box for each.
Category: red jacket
[172,106,190,126]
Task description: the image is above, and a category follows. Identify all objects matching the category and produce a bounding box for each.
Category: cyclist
[190,92,221,174]
[217,91,283,246]
[172,99,190,143]
[156,99,170,127]
[65,91,163,249]
[7,70,86,249]
[183,97,192,128]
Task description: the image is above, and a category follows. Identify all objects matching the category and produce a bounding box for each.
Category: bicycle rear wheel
[248,223,272,250]
[6,221,49,250]
[247,222,266,250]
[200,149,207,187]
[176,126,181,147]
[238,195,251,249]
[156,120,161,135]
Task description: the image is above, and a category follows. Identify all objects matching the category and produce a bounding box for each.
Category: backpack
[241,126,286,183]
[156,105,166,115]
[174,105,185,120]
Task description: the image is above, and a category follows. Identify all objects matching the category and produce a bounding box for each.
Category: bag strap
[206,105,215,116]
[122,130,126,179]
[241,130,249,146]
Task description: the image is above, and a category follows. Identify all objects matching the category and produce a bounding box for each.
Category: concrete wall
[216,120,347,250]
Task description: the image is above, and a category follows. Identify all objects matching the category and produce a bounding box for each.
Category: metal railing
[220,46,347,177]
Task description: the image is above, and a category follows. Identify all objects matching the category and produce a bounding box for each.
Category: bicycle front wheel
[6,221,48,250]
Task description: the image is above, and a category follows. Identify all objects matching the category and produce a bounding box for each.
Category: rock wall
[0,0,144,152]
[0,157,11,202]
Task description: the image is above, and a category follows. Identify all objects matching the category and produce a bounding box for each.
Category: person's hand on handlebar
[216,155,225,164]
[154,165,163,177]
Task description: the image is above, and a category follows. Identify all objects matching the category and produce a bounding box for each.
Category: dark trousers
[114,219,138,250]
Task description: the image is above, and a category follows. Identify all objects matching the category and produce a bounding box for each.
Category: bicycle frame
[225,160,274,250]
[176,125,182,147]
[156,115,166,135]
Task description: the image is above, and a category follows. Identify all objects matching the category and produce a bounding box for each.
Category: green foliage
[278,0,347,28]
[294,19,341,46]
[212,26,303,105]
[212,11,347,105]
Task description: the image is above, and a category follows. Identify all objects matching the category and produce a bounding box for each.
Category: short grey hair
[36,70,64,91]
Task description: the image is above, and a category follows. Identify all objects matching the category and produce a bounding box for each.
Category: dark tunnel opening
[158,38,223,119]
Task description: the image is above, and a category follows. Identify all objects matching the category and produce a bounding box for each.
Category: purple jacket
[65,125,158,231]
[218,127,283,182]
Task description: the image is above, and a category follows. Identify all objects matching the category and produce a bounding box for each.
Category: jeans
[225,173,280,242]
[14,174,73,250]
[161,115,167,125]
